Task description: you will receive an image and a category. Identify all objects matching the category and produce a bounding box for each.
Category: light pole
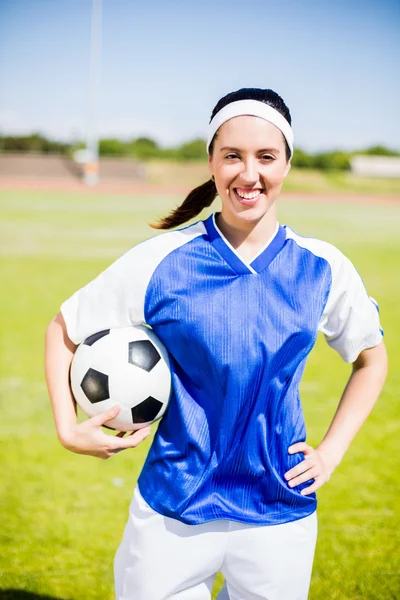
[84,0,102,186]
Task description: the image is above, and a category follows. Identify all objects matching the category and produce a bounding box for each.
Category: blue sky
[0,0,399,152]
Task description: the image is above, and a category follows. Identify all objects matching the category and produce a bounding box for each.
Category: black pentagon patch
[83,330,110,346]
[131,396,163,423]
[81,368,109,403]
[128,340,160,372]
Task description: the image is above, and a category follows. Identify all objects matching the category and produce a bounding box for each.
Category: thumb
[92,404,121,427]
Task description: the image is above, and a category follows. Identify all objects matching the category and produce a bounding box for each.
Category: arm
[316,341,388,469]
[45,312,79,442]
[284,341,388,494]
[45,312,152,459]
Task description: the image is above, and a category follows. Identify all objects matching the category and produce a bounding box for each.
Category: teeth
[236,189,262,199]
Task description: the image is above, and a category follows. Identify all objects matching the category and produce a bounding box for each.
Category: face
[208,115,291,228]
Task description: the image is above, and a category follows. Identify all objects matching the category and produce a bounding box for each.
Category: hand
[60,404,152,459]
[284,442,336,496]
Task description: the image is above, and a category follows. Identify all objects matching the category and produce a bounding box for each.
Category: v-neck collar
[204,213,287,275]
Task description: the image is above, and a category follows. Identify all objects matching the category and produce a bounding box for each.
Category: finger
[284,458,316,480]
[112,427,152,449]
[116,429,143,438]
[288,442,310,454]
[125,427,152,437]
[91,404,121,427]
[300,481,321,496]
[287,467,319,488]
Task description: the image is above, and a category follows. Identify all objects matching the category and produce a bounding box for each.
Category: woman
[45,88,388,600]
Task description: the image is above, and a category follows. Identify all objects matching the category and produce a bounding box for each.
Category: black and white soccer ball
[70,326,171,432]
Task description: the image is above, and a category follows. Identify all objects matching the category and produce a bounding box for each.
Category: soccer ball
[70,326,171,431]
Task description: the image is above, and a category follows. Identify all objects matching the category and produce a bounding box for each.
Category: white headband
[206,99,294,157]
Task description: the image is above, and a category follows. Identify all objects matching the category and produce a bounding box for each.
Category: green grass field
[0,189,399,599]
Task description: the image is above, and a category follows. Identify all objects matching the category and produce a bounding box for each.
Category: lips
[233,187,264,206]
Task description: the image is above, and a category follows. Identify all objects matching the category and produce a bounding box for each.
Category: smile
[233,188,264,205]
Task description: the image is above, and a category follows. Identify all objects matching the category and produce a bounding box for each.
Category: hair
[150,88,292,230]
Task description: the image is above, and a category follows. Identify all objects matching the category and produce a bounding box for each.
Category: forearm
[317,342,388,469]
[45,312,152,457]
[45,312,78,444]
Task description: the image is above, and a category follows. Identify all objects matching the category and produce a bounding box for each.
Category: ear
[208,154,214,179]
[283,160,291,178]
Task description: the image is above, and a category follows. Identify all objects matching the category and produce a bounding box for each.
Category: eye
[225,153,240,160]
[260,154,274,162]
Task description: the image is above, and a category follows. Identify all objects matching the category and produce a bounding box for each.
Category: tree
[312,151,351,171]
[359,145,400,157]
[99,138,128,156]
[176,139,207,161]
[129,137,161,160]
[291,149,314,169]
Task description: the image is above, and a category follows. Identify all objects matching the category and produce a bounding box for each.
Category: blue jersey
[61,213,383,526]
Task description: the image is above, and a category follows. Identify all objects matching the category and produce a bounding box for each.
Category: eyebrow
[220,146,281,154]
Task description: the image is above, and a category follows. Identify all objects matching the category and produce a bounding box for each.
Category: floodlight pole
[84,0,102,186]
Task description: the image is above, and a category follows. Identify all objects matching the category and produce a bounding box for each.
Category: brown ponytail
[150,178,217,230]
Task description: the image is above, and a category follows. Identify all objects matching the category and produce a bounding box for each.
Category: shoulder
[118,219,207,265]
[284,226,372,306]
[284,225,347,271]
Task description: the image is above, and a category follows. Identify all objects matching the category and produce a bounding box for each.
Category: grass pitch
[0,189,399,599]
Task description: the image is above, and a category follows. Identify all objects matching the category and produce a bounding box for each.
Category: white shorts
[114,486,318,600]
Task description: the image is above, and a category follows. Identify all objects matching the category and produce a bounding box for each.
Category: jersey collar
[204,213,287,275]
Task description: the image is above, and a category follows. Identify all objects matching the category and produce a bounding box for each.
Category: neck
[215,208,278,251]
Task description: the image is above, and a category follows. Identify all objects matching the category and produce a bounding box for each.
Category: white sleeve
[318,250,383,363]
[60,244,147,345]
[60,223,206,345]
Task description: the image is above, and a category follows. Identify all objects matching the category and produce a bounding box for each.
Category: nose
[240,158,258,184]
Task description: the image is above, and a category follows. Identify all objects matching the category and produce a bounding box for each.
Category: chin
[236,208,263,220]
[230,202,271,223]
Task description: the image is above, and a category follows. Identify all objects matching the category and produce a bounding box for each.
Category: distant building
[351,155,400,178]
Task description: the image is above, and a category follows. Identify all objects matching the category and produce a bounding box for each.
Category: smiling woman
[45,87,388,600]
[207,112,291,262]
[152,88,293,233]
